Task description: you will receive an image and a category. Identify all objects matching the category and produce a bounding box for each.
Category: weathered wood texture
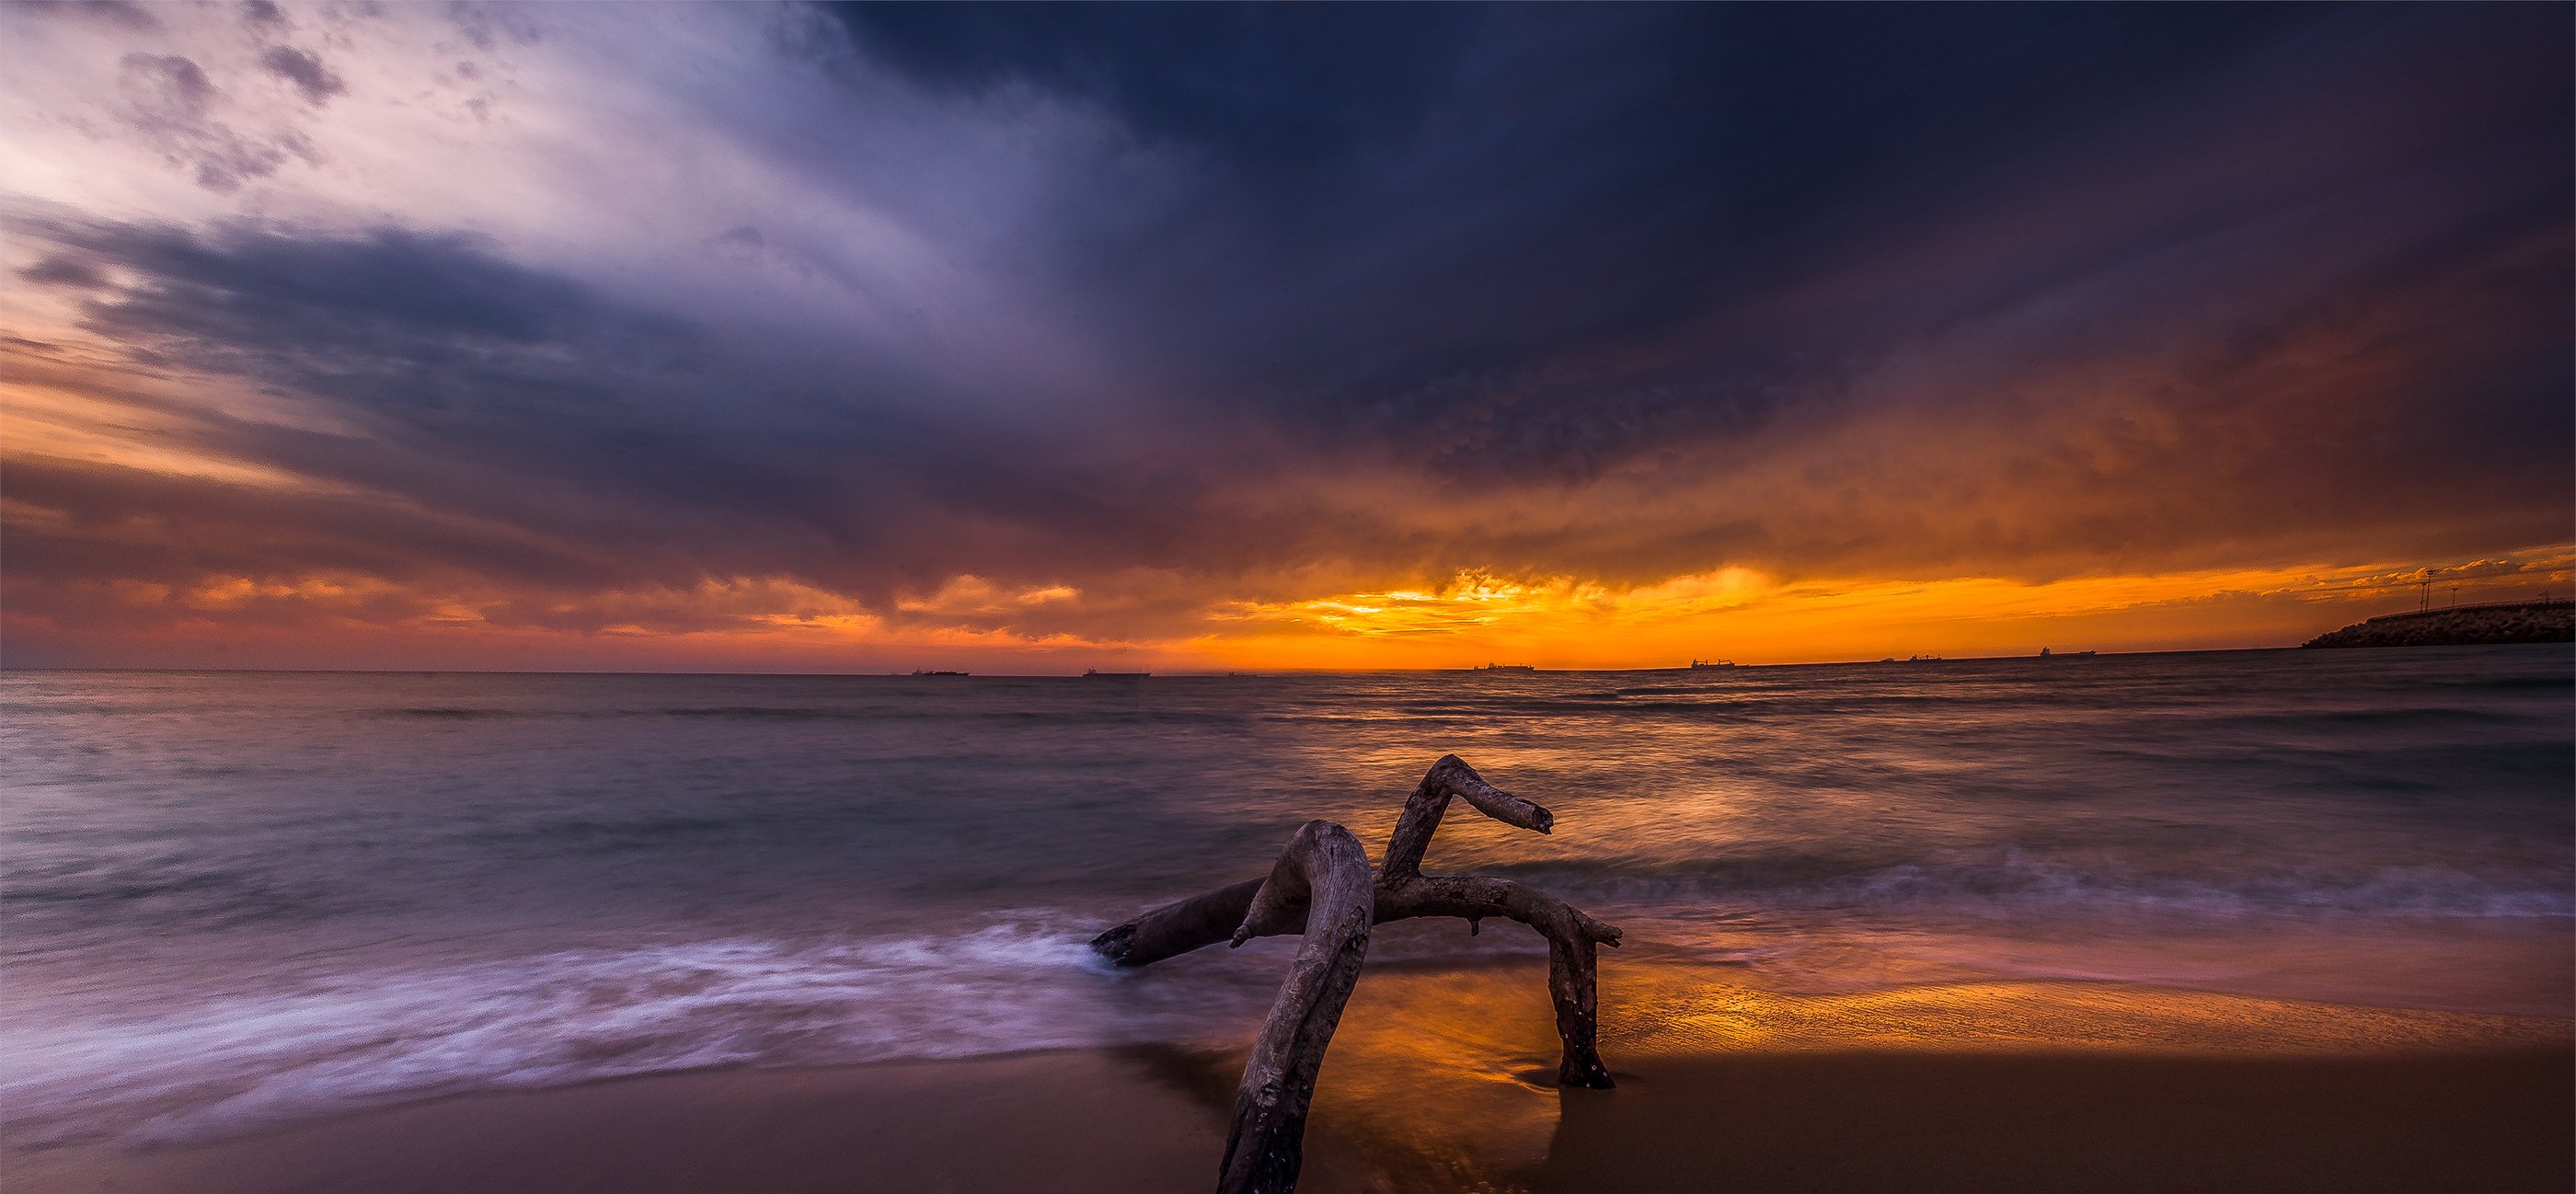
[1092,755,1623,1194]
[1214,821,1374,1194]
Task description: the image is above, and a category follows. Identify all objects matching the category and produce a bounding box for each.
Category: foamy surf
[0,921,1202,1149]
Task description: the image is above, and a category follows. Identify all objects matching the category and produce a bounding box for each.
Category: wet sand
[1530,1049,2572,1193]
[2,1050,1375,1194]
[12,969,2570,1193]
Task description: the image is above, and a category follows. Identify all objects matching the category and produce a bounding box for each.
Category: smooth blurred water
[4,648,2570,1147]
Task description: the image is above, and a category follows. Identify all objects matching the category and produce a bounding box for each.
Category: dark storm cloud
[914,3,2570,485]
[11,220,816,591]
[826,2,1478,168]
[4,214,1386,627]
[7,2,2570,648]
[37,220,672,361]
[822,3,2575,587]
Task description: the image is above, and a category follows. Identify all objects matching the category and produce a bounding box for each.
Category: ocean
[4,647,2570,1151]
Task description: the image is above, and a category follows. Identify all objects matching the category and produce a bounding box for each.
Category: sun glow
[1190,551,2576,671]
[6,547,2569,672]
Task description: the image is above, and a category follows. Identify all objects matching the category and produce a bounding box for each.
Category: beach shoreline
[14,971,2569,1193]
[13,1042,2566,1194]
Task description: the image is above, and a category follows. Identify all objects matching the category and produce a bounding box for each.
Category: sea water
[4,648,2569,1148]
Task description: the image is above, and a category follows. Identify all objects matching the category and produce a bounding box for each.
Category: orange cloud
[8,548,2566,674]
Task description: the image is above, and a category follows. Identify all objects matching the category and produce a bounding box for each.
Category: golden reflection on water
[1281,959,2571,1191]
[1273,735,1782,876]
[1607,967,2572,1055]
[1260,690,2017,890]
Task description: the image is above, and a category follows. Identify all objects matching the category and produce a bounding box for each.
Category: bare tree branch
[1091,757,1625,1191]
[1214,821,1375,1194]
[1379,753,1555,880]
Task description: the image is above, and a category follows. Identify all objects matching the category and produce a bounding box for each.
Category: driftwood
[1092,754,1622,1194]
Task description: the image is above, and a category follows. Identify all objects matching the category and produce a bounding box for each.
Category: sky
[2,2,2569,672]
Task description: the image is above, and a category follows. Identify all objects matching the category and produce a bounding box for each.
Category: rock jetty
[2302,600,2574,649]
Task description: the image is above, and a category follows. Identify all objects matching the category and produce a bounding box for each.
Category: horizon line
[16,643,2487,680]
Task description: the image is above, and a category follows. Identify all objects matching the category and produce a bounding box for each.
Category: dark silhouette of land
[2303,600,2573,649]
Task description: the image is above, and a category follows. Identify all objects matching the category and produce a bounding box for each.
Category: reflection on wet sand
[10,959,2562,1194]
[1152,959,2571,1192]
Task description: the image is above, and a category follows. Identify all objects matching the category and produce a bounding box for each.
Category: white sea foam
[0,919,1257,1150]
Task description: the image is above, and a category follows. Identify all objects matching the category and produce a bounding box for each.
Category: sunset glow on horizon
[4,4,2569,674]
[11,547,2570,675]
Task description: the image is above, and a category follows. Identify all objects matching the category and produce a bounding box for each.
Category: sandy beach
[13,1042,2564,1194]
[15,963,2568,1194]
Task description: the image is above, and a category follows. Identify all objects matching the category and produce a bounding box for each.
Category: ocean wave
[0,920,1212,1152]
[4,858,351,936]
[5,655,2566,1151]
[658,706,855,720]
[367,706,527,719]
[1495,855,2576,921]
[650,706,1254,726]
[355,704,1260,725]
[448,813,744,853]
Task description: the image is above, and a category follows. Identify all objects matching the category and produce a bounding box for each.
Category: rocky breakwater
[2303,600,2574,649]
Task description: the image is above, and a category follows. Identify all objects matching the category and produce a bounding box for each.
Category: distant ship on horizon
[1472,662,1536,673]
[1687,658,1736,670]
[1083,669,1150,678]
[2037,648,2096,659]
[909,670,969,676]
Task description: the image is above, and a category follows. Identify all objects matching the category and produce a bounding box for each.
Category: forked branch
[1092,756,1622,1194]
[1379,753,1555,880]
